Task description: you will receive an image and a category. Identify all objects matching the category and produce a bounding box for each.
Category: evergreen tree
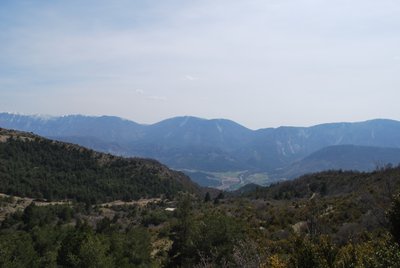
[204,192,211,202]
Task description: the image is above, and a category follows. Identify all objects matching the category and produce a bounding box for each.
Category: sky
[1,0,400,129]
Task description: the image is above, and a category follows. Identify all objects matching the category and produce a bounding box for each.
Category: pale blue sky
[1,0,400,129]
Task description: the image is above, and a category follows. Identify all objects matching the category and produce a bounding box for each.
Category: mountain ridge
[2,112,400,188]
[278,144,400,179]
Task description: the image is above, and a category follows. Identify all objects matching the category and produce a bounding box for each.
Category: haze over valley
[2,113,400,190]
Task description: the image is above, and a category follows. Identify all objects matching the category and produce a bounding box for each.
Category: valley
[1,129,400,267]
[182,170,282,191]
[2,113,400,190]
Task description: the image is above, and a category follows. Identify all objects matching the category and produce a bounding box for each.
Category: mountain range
[2,113,400,188]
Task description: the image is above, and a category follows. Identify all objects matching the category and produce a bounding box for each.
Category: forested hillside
[247,166,400,199]
[1,158,400,266]
[2,128,400,267]
[0,128,199,203]
[1,167,400,267]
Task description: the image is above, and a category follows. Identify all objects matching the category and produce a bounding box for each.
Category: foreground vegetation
[1,128,400,267]
[2,165,400,267]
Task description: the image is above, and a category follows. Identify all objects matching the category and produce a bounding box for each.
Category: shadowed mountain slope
[278,144,400,179]
[0,128,200,203]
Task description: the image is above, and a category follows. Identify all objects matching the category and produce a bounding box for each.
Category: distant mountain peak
[2,112,400,189]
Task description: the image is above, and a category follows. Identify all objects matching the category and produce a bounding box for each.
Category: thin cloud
[146,95,167,101]
[134,89,166,101]
[184,75,199,81]
[135,89,144,94]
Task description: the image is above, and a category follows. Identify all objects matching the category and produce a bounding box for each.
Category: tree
[78,234,113,268]
[167,193,195,267]
[193,211,243,265]
[214,192,224,204]
[289,236,320,268]
[204,192,211,203]
[388,193,400,244]
[0,231,39,267]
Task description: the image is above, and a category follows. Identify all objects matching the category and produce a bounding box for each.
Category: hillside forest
[1,129,400,267]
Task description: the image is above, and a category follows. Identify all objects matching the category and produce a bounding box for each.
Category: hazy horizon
[2,111,400,131]
[1,0,399,129]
